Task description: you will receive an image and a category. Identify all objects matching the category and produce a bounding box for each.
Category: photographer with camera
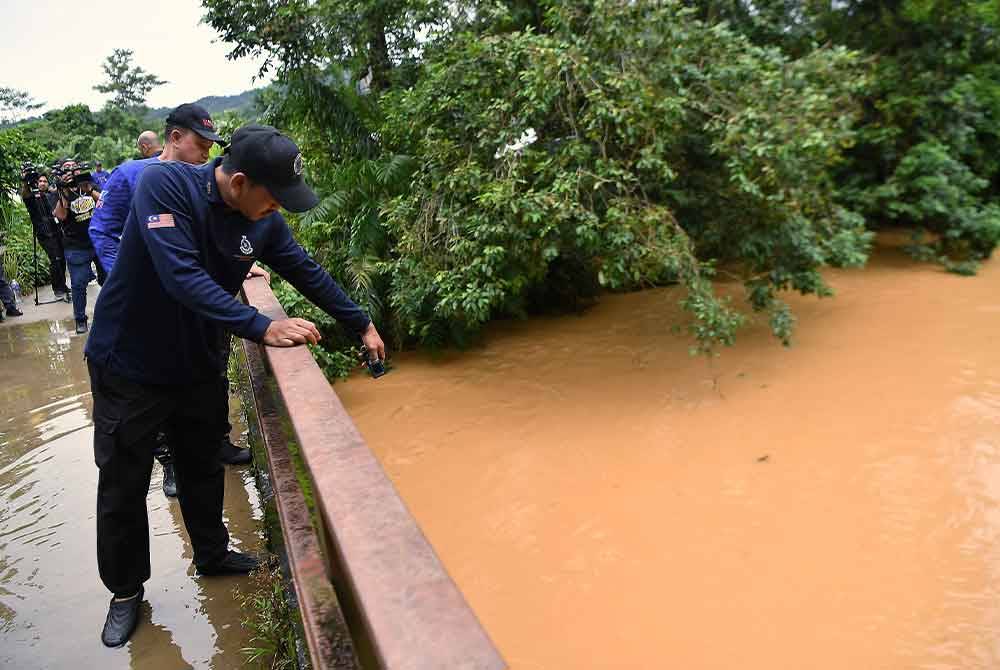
[19,167,70,301]
[52,158,106,334]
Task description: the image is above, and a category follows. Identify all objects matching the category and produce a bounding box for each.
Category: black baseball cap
[166,103,223,143]
[224,124,318,212]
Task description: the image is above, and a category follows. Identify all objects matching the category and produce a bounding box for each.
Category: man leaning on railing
[83,124,386,649]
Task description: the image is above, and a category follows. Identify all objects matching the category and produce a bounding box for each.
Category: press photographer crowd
[10,157,107,331]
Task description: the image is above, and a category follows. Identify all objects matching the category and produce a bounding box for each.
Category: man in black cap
[91,103,257,499]
[85,124,386,647]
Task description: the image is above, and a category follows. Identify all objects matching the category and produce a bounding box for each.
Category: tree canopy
[0,86,43,124]
[94,49,167,110]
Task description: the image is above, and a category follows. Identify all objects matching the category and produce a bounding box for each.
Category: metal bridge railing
[239,278,506,670]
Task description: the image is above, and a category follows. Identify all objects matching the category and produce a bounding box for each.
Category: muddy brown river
[338,238,1000,670]
[0,318,263,668]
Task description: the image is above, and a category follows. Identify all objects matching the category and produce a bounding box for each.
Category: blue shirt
[85,158,371,386]
[89,156,160,272]
[91,169,111,190]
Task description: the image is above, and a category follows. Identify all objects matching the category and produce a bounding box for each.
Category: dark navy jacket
[85,158,371,386]
[89,155,160,273]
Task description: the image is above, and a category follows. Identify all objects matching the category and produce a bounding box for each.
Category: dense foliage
[689,0,1000,273]
[0,198,49,290]
[204,0,876,357]
[0,128,50,289]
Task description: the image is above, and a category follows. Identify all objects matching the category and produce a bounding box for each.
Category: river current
[338,237,1000,669]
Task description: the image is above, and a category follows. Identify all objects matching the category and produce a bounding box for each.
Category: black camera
[53,160,93,188]
[21,162,40,186]
[71,161,93,186]
[358,345,387,379]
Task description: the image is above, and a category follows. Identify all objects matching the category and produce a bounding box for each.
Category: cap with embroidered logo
[224,124,318,213]
[166,103,223,143]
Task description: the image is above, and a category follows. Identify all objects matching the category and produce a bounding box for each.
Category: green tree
[0,86,43,124]
[0,129,50,289]
[689,0,1000,271]
[202,0,452,91]
[0,127,46,194]
[94,49,167,109]
[202,0,871,355]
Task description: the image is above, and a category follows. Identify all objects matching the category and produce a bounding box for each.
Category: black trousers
[152,337,236,468]
[37,233,68,294]
[89,361,230,597]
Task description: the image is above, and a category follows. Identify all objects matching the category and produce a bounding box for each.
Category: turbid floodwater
[0,318,264,669]
[337,236,1000,670]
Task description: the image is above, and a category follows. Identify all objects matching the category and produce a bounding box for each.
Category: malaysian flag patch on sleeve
[147,214,175,229]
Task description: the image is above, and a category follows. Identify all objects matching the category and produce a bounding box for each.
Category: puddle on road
[338,239,1000,670]
[0,320,263,669]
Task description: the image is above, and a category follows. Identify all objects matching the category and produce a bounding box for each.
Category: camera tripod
[32,222,66,307]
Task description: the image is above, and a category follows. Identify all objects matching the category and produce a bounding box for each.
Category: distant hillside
[145,89,262,122]
[1,89,264,130]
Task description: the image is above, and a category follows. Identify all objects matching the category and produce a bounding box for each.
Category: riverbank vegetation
[200,0,1000,365]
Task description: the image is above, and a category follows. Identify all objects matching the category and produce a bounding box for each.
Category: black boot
[6,307,22,317]
[219,438,251,465]
[101,585,144,647]
[197,550,261,576]
[162,462,178,498]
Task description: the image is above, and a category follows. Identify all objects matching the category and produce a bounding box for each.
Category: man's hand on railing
[361,322,386,362]
[263,318,321,347]
[246,263,271,283]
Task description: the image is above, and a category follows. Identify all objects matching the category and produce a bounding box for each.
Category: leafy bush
[378,2,869,349]
[0,199,49,290]
[693,0,1000,271]
[205,0,878,358]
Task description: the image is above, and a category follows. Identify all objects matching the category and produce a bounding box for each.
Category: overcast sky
[0,0,273,115]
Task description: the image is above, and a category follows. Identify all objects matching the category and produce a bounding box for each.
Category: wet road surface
[0,318,263,669]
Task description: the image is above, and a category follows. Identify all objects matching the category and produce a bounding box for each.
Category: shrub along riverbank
[200,0,999,368]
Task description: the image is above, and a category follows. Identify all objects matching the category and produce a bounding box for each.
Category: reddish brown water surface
[337,239,1000,670]
[0,319,263,668]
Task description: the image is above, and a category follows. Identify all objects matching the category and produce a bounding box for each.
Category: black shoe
[6,307,22,317]
[63,293,72,303]
[162,462,177,498]
[197,550,261,576]
[101,585,144,648]
[218,438,252,465]
[75,320,88,334]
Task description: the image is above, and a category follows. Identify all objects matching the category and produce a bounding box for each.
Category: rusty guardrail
[239,278,506,670]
